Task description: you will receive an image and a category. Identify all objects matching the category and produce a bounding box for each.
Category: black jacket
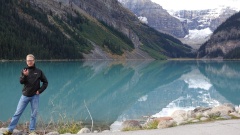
[20,65,48,97]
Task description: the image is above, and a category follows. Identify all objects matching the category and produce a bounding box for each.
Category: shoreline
[1,119,240,135]
[2,58,240,62]
[1,103,239,134]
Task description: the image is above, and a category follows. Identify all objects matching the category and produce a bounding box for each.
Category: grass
[142,120,159,130]
[56,121,83,134]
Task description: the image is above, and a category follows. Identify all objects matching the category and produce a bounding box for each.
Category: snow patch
[184,28,212,40]
[138,16,148,24]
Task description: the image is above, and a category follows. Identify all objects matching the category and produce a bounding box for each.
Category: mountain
[118,0,188,38]
[170,7,239,49]
[118,0,239,50]
[197,11,240,59]
[0,0,193,60]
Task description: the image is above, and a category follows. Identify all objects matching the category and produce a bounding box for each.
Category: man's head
[26,54,35,67]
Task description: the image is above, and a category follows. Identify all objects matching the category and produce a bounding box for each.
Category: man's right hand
[23,69,29,76]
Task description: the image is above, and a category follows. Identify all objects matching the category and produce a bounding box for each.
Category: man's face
[26,56,35,67]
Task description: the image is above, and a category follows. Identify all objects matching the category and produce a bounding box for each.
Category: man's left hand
[36,91,40,95]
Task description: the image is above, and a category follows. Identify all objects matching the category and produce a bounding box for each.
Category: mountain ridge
[118,0,239,50]
[0,0,193,60]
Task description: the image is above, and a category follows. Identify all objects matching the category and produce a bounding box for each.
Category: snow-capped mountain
[170,6,239,49]
[118,0,239,49]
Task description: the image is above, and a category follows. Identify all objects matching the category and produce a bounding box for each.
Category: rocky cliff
[171,8,237,31]
[118,0,188,38]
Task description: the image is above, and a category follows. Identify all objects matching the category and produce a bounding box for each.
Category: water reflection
[198,61,240,104]
[0,60,239,129]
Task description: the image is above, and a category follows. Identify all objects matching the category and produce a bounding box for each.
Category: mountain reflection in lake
[0,60,240,130]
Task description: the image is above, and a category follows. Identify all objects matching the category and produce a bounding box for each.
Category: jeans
[8,95,39,132]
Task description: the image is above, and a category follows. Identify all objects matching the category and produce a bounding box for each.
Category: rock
[119,0,188,38]
[171,110,188,125]
[157,120,176,129]
[61,133,71,135]
[223,103,235,110]
[0,128,8,133]
[193,107,212,113]
[235,105,240,113]
[195,112,203,118]
[77,128,90,134]
[178,121,188,125]
[191,119,200,123]
[122,120,141,130]
[230,112,240,118]
[0,128,22,135]
[200,117,209,121]
[154,117,173,122]
[208,111,221,118]
[187,110,196,118]
[187,118,195,122]
[210,105,235,116]
[219,115,232,120]
[102,130,111,133]
[202,110,211,117]
[46,131,59,135]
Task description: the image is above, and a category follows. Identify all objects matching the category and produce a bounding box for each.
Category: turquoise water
[0,60,240,128]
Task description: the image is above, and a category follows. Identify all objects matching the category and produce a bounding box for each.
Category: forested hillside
[0,0,91,59]
[198,11,240,59]
[0,0,194,60]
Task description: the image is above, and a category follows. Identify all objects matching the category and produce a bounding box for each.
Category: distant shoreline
[1,58,240,62]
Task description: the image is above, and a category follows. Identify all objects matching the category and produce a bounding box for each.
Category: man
[3,54,48,135]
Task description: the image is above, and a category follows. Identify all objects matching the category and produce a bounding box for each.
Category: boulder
[0,128,8,133]
[208,111,221,118]
[219,115,232,120]
[122,120,141,130]
[187,110,196,118]
[171,110,188,125]
[46,131,60,135]
[223,103,235,111]
[230,112,240,118]
[200,117,209,121]
[102,130,111,133]
[0,128,21,135]
[234,105,240,113]
[77,128,90,134]
[193,107,212,113]
[191,119,200,123]
[210,105,235,116]
[157,120,176,129]
[154,117,173,122]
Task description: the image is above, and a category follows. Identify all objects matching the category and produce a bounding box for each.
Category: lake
[0,60,240,130]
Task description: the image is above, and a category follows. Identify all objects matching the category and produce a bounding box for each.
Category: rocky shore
[0,103,240,135]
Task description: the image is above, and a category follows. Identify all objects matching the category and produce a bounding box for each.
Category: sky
[151,0,240,10]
